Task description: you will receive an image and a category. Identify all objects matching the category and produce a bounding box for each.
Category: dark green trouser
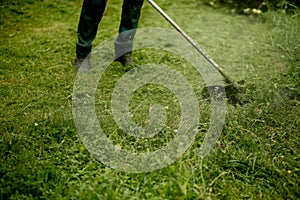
[76,0,144,58]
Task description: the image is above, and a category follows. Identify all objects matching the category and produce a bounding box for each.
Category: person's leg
[76,0,107,59]
[114,0,144,65]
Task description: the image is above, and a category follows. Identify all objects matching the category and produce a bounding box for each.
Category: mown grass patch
[1,0,299,199]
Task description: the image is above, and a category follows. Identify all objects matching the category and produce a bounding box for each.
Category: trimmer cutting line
[147,0,246,94]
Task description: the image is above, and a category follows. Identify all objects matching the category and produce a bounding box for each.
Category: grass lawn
[1,0,299,199]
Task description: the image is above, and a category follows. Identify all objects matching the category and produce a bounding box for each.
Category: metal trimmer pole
[147,0,245,92]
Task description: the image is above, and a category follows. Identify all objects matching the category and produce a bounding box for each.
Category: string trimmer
[147,0,246,96]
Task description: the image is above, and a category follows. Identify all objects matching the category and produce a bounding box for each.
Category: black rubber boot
[114,52,134,66]
[74,54,90,72]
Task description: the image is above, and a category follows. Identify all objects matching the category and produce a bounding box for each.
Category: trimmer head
[201,80,247,105]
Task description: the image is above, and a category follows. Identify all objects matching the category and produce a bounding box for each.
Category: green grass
[1,0,299,199]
